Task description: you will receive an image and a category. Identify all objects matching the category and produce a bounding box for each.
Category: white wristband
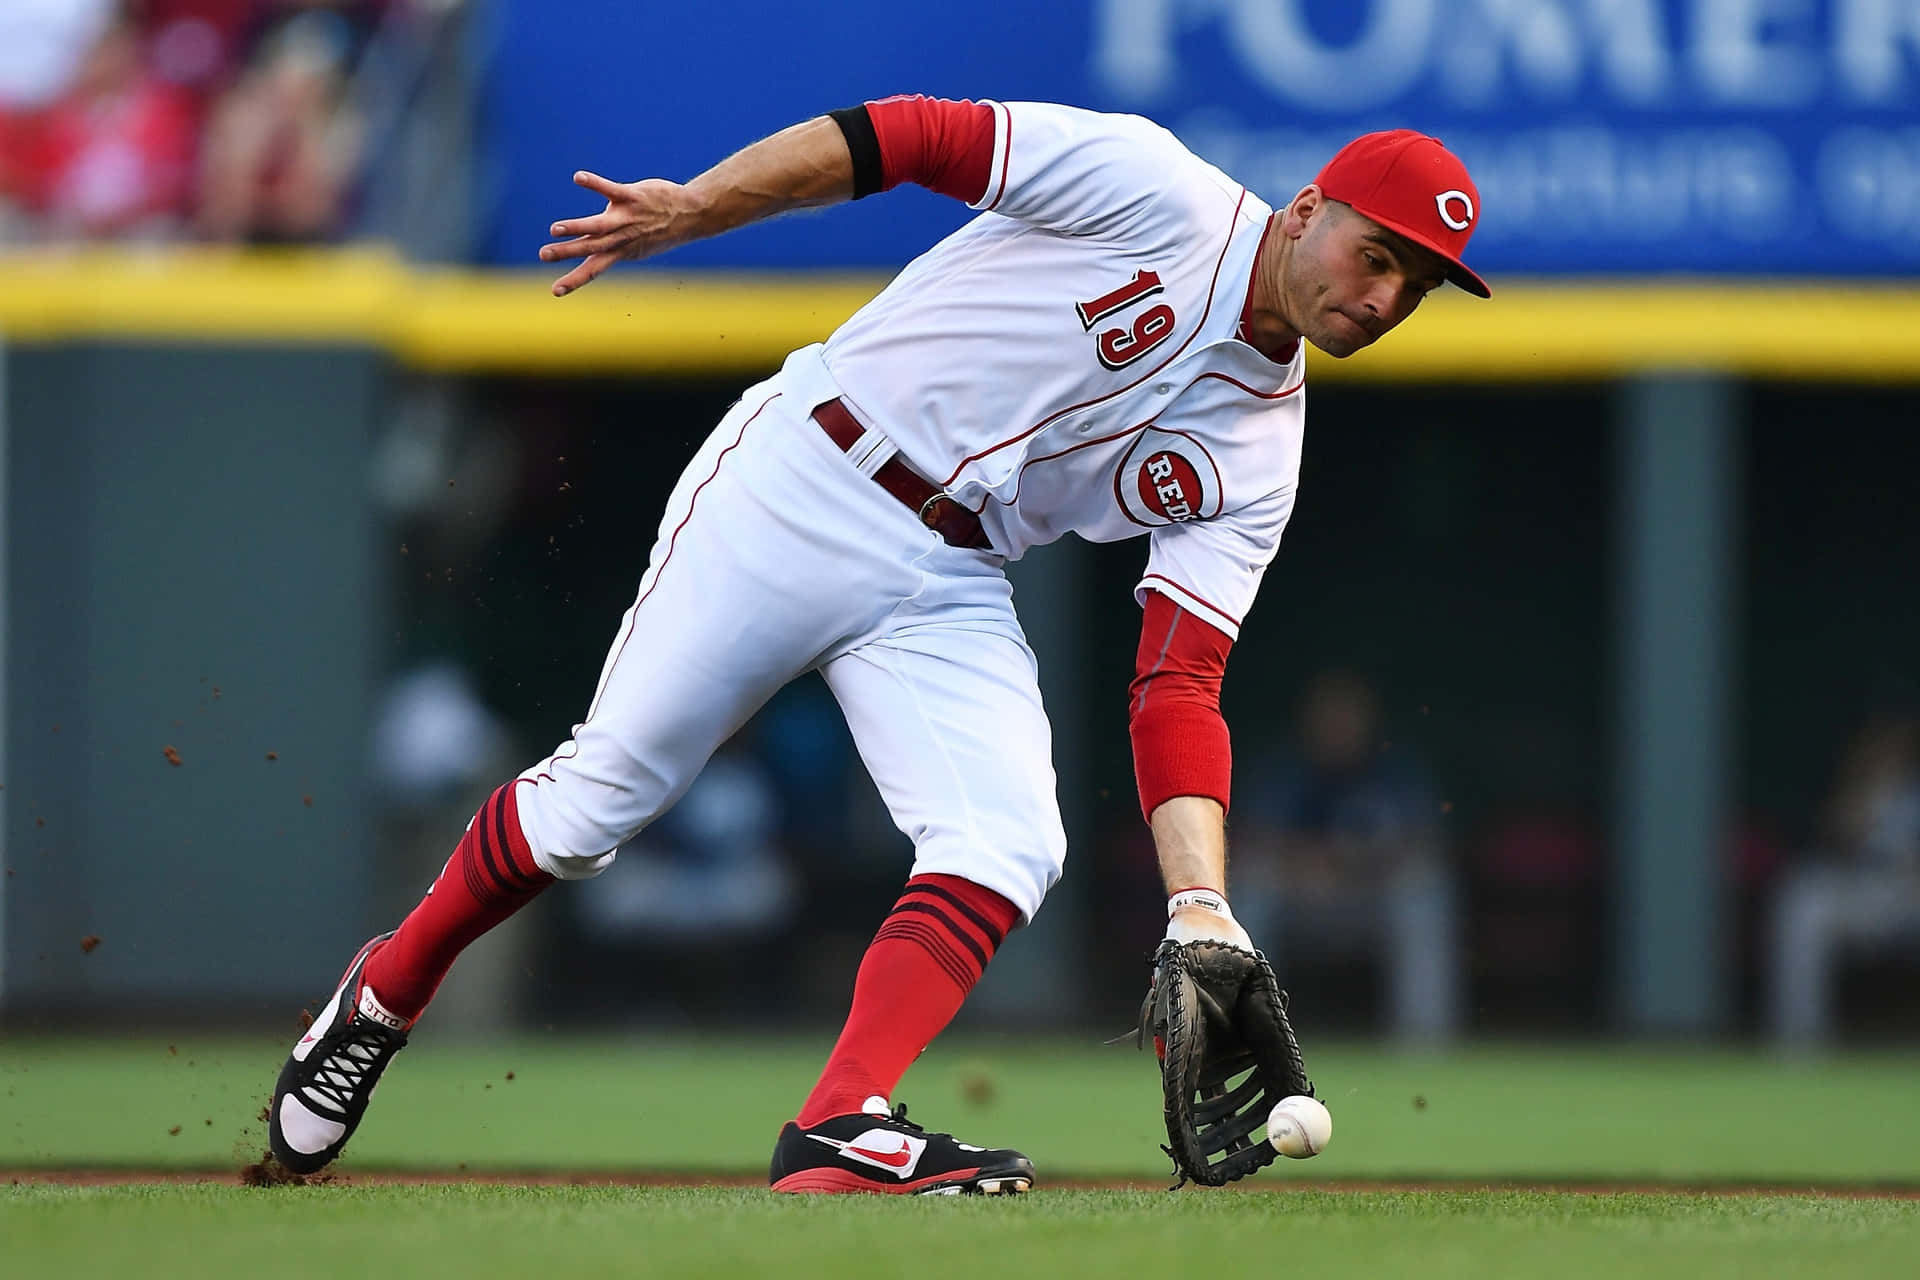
[1167,888,1231,918]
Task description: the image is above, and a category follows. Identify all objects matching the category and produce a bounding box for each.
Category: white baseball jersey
[510,100,1306,920]
[794,100,1307,639]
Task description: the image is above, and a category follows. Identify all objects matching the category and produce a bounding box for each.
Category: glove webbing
[1148,940,1314,1188]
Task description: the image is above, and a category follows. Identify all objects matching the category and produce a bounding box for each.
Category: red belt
[812,398,990,551]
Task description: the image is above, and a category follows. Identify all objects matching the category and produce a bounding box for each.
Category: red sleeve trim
[864,95,997,205]
[1129,591,1233,821]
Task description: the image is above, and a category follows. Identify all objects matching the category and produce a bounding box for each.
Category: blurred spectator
[1822,712,1920,872]
[0,2,421,247]
[1232,669,1461,1042]
[0,1,116,110]
[371,659,510,813]
[1768,708,1920,1048]
[196,4,366,242]
[0,0,115,235]
[2,6,199,241]
[143,1,267,99]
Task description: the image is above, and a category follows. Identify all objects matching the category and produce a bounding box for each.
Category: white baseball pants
[508,364,1067,921]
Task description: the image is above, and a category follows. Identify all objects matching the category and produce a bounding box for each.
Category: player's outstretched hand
[540,171,698,297]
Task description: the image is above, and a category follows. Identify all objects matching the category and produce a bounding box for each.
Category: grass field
[5,1033,1918,1277]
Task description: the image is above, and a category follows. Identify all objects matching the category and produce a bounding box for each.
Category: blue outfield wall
[480,0,1920,276]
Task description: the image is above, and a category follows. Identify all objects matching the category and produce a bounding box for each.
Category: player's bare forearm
[541,115,854,297]
[1151,795,1227,895]
[1151,795,1251,946]
[685,116,855,231]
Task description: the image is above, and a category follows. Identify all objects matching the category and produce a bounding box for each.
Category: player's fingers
[571,170,625,199]
[551,251,614,297]
[546,204,622,240]
[538,233,624,263]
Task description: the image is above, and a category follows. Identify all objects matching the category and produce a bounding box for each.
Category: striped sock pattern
[870,879,1010,993]
[362,781,554,1021]
[455,782,549,902]
[794,874,1020,1127]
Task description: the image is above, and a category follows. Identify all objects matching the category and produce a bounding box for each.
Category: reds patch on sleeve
[1117,434,1221,527]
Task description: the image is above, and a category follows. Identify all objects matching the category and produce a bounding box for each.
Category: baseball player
[268,96,1486,1194]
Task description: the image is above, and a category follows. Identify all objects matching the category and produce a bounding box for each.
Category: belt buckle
[917,491,955,529]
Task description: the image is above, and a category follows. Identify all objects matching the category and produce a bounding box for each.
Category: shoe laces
[886,1103,927,1134]
[301,1019,402,1117]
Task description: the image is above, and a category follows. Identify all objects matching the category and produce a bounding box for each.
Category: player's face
[1283,197,1449,358]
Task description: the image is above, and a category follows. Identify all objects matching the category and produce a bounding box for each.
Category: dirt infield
[8,1167,1920,1199]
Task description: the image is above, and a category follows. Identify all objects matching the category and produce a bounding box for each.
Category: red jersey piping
[937,186,1251,487]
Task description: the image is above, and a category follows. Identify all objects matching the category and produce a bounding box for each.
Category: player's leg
[768,548,1063,1194]
[410,389,839,946]
[270,386,911,1173]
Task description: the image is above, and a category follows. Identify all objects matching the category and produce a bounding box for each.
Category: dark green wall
[3,343,383,1018]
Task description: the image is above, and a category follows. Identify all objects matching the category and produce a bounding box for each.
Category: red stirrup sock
[795,873,1021,1128]
[361,780,555,1022]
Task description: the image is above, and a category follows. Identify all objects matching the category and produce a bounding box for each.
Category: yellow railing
[3,247,1917,382]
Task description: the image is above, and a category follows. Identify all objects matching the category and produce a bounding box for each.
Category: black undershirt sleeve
[828,105,884,200]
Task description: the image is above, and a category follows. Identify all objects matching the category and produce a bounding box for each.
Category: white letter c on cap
[1435,190,1474,231]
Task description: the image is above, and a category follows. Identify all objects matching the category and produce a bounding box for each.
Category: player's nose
[1363,276,1401,317]
[1356,289,1389,331]
[1370,277,1420,326]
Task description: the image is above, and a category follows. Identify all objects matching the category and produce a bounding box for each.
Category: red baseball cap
[1315,130,1489,298]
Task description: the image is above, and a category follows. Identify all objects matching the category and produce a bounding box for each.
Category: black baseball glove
[1137,939,1315,1187]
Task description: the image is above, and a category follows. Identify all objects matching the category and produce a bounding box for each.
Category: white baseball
[1265,1095,1332,1159]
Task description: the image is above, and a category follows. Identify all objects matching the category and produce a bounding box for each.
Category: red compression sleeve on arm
[1129,589,1234,821]
[863,95,996,203]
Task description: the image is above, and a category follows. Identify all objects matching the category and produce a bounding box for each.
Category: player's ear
[1279,185,1324,239]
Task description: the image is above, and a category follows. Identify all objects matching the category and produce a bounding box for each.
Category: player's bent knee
[510,773,638,881]
[533,846,618,881]
[524,811,628,879]
[910,835,1065,926]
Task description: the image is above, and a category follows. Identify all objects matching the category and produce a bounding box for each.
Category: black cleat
[769,1096,1035,1195]
[267,932,413,1174]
